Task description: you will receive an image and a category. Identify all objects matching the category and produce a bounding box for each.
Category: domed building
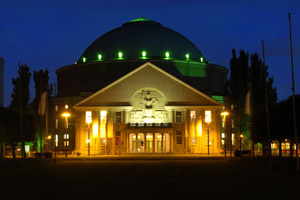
[53,18,228,156]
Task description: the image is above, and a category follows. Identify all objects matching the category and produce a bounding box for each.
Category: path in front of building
[1,156,300,200]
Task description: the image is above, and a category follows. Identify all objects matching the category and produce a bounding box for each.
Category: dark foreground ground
[1,156,300,200]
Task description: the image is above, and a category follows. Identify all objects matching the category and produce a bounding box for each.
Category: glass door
[146,134,153,152]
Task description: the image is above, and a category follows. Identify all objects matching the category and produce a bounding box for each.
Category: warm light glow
[98,54,102,60]
[221,111,229,116]
[100,111,107,138]
[93,122,98,138]
[86,139,90,143]
[65,104,68,109]
[197,122,202,137]
[240,134,243,138]
[142,51,146,57]
[62,112,70,117]
[190,111,196,118]
[100,111,107,117]
[205,110,211,123]
[48,135,51,139]
[86,111,92,124]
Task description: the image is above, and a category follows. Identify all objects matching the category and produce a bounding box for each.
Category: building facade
[52,18,228,155]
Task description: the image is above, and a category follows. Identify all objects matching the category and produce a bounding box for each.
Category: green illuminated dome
[78,17,207,63]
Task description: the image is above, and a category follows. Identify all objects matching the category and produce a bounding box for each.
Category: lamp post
[205,110,212,155]
[221,111,229,157]
[240,134,243,155]
[62,112,70,157]
[86,111,92,156]
[48,135,51,151]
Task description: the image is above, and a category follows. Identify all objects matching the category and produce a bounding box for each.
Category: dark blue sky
[1,0,299,107]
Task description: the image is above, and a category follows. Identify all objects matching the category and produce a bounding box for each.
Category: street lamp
[86,111,92,156]
[62,112,70,157]
[47,135,51,151]
[221,111,229,157]
[205,110,212,155]
[240,134,243,155]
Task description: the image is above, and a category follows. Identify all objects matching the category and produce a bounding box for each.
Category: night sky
[1,0,299,107]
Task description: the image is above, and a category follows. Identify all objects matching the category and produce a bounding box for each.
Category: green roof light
[186,54,189,60]
[142,51,147,57]
[165,52,170,58]
[200,57,204,62]
[118,52,123,58]
[98,54,102,60]
[83,57,86,63]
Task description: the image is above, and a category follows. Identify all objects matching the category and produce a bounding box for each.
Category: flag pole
[288,13,299,172]
[262,40,272,168]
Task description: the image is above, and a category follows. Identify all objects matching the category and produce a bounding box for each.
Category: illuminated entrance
[128,133,170,153]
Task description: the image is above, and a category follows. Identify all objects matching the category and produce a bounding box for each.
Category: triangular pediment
[74,62,223,109]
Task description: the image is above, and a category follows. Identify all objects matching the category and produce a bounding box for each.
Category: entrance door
[146,134,153,152]
[129,133,144,153]
[155,133,170,152]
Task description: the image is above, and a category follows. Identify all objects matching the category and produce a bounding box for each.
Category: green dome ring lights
[82,52,205,63]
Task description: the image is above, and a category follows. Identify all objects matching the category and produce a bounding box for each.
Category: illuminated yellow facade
[53,18,228,155]
[73,62,223,155]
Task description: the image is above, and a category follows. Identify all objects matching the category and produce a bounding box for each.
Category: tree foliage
[32,68,52,113]
[8,63,35,158]
[10,63,31,111]
[228,49,277,147]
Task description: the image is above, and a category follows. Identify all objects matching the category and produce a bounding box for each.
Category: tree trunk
[290,139,294,158]
[279,140,282,157]
[11,142,16,159]
[0,143,3,159]
[22,142,26,158]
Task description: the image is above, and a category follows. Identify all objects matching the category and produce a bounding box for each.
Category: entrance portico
[128,130,171,153]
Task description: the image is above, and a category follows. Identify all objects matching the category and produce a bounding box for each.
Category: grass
[0,157,300,200]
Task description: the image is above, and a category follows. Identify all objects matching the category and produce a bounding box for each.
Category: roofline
[74,62,224,108]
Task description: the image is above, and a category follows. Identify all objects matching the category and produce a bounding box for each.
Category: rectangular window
[231,133,235,145]
[86,111,92,124]
[205,110,211,123]
[100,111,107,139]
[64,134,69,139]
[221,133,225,146]
[100,138,106,146]
[190,111,196,119]
[176,111,182,123]
[64,141,69,147]
[25,145,30,152]
[176,131,182,145]
[56,119,58,129]
[115,131,121,145]
[116,112,121,123]
[55,134,58,147]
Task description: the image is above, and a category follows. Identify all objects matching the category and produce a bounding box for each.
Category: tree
[32,68,52,113]
[0,107,20,158]
[228,50,277,152]
[275,95,300,157]
[250,53,277,155]
[10,63,33,158]
[32,68,53,153]
[10,63,31,111]
[228,50,250,149]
